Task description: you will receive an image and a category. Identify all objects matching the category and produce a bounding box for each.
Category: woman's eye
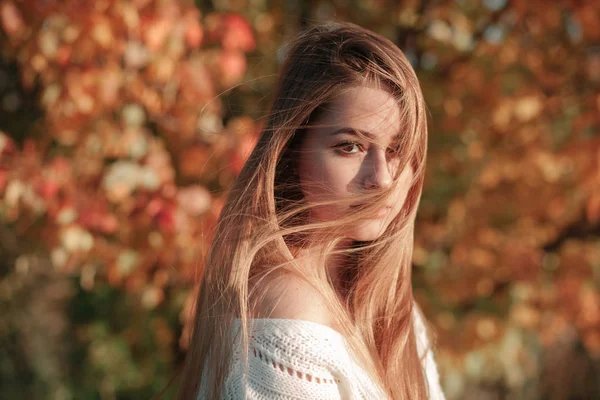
[386,145,400,158]
[336,142,362,154]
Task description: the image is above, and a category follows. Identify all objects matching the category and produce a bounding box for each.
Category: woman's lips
[350,204,391,217]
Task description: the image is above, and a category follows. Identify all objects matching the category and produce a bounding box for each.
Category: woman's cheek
[321,158,359,190]
[390,167,414,216]
[306,154,348,195]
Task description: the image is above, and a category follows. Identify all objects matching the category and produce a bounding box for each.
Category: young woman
[178,22,445,399]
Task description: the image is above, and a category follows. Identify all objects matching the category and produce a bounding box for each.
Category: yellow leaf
[514,95,542,122]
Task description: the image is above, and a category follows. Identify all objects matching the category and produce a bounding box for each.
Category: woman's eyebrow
[329,127,403,144]
[329,127,376,139]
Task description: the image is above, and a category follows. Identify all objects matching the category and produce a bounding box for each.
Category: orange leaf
[586,190,600,224]
[0,2,24,37]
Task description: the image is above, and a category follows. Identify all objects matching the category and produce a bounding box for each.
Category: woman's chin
[347,220,389,242]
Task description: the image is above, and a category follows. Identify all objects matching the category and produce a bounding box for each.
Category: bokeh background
[1,0,599,399]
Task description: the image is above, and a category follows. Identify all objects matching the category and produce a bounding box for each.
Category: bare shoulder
[249,271,342,332]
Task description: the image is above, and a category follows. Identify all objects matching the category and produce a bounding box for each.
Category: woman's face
[297,85,414,241]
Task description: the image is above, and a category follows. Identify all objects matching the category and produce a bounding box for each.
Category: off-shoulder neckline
[233,317,348,341]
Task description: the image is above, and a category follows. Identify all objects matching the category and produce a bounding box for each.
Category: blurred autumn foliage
[0,0,257,398]
[0,0,599,399]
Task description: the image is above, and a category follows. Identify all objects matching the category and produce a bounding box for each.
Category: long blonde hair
[178,22,429,399]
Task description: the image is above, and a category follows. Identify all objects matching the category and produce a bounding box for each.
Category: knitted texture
[199,308,446,399]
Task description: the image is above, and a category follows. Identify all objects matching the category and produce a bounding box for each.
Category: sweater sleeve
[413,305,446,400]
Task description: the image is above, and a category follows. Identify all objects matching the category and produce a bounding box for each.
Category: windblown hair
[178,22,429,399]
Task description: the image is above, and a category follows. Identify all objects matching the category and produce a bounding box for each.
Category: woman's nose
[363,150,393,190]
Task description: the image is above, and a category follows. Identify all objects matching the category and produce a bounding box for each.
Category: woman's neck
[293,237,353,296]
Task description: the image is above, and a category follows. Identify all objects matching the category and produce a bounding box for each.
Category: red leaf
[0,2,24,37]
[184,10,203,47]
[0,171,6,192]
[156,206,175,233]
[38,180,60,200]
[56,45,72,66]
[218,50,247,86]
[221,14,255,52]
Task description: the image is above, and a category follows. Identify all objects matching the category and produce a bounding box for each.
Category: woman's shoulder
[249,271,344,335]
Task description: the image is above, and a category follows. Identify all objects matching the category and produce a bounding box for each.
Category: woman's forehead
[312,86,402,140]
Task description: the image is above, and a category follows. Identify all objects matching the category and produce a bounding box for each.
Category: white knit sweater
[199,308,446,399]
